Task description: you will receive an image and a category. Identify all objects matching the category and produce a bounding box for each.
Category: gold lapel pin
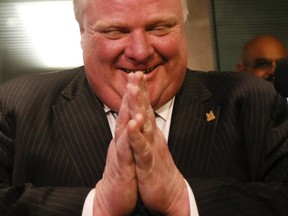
[206,110,216,122]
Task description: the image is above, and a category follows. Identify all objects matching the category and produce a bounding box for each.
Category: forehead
[85,0,183,21]
[247,40,287,60]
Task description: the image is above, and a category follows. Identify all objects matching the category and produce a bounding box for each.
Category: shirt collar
[103,104,112,113]
[103,97,174,121]
[154,97,174,121]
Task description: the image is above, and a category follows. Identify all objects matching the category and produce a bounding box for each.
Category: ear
[80,30,85,50]
[236,63,245,72]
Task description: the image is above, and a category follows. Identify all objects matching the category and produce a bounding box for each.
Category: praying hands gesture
[93,72,190,216]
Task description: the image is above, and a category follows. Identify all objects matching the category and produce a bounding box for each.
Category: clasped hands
[94,72,189,216]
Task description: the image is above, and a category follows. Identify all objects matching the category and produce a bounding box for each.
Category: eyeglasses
[247,58,286,69]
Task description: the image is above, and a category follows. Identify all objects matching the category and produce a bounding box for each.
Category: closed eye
[146,18,178,36]
[100,29,129,40]
[148,25,173,36]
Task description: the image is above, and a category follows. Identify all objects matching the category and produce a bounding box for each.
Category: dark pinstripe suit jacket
[1,66,288,215]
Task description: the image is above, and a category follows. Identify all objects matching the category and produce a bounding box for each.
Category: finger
[114,91,130,140]
[114,84,136,166]
[127,72,150,113]
[126,72,157,135]
[127,117,153,172]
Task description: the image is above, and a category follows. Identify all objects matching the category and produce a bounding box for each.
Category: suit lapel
[169,71,220,178]
[52,72,112,185]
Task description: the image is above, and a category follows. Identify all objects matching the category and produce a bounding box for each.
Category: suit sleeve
[0,79,94,216]
[0,184,91,215]
[0,98,92,216]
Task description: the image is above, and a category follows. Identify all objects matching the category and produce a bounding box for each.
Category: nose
[124,30,153,63]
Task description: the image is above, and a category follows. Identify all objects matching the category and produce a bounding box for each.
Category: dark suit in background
[1,67,288,215]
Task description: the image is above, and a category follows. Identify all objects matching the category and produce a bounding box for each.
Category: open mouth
[122,66,157,74]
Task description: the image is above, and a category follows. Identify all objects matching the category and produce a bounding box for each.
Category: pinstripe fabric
[169,71,288,215]
[0,66,288,215]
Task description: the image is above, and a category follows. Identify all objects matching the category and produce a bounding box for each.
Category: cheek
[82,32,115,61]
[156,33,188,65]
[254,69,266,76]
[82,37,104,61]
[158,38,180,56]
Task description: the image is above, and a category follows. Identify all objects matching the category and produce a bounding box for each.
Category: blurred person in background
[237,34,288,82]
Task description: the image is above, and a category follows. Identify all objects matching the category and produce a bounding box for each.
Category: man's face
[241,40,287,81]
[80,0,188,111]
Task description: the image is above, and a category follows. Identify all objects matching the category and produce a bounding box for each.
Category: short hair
[73,0,189,27]
[182,0,189,22]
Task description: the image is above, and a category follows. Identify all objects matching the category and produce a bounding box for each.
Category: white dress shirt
[82,98,199,215]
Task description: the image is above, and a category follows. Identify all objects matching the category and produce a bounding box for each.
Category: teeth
[124,66,156,74]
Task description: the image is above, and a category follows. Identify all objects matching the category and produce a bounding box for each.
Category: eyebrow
[93,15,179,30]
[148,15,179,25]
